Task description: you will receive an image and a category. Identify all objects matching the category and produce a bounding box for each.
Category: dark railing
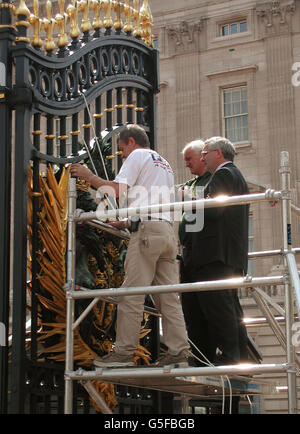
[0,0,160,414]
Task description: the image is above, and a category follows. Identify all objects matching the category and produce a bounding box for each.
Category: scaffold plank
[94,374,274,398]
[67,364,282,398]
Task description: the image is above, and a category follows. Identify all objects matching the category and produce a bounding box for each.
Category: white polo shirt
[114,148,175,221]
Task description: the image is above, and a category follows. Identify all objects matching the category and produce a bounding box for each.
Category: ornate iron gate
[0,0,160,413]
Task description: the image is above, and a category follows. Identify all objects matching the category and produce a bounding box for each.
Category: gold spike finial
[140,0,153,46]
[103,0,113,29]
[132,0,142,37]
[90,0,103,31]
[42,0,56,51]
[78,0,92,33]
[112,0,123,31]
[15,0,31,44]
[29,0,43,48]
[55,0,69,48]
[15,0,31,18]
[67,0,81,39]
[123,0,133,33]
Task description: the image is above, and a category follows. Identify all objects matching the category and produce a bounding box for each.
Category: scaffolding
[64,151,300,414]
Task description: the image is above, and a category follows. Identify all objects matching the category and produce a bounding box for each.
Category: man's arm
[70,164,128,198]
[204,168,234,220]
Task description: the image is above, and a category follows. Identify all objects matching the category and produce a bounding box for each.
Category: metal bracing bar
[291,203,300,217]
[250,289,287,350]
[285,251,300,322]
[280,151,298,414]
[87,219,130,240]
[245,317,285,327]
[80,381,113,414]
[248,248,300,259]
[72,297,100,331]
[64,178,77,415]
[74,190,282,223]
[251,288,300,375]
[72,296,160,331]
[253,287,285,317]
[66,363,289,382]
[68,276,286,301]
[97,296,161,317]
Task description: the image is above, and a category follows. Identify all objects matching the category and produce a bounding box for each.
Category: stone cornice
[206,65,258,79]
[256,0,296,28]
[166,18,206,46]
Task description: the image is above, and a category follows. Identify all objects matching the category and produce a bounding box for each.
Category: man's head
[117,124,150,159]
[182,139,207,176]
[201,136,236,173]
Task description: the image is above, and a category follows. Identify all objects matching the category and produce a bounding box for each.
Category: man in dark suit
[181,136,249,366]
[176,139,211,270]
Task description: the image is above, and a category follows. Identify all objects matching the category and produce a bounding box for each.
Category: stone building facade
[150,0,300,414]
[151,0,300,274]
[12,0,300,414]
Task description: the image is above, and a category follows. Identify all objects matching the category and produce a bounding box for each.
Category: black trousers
[181,261,248,366]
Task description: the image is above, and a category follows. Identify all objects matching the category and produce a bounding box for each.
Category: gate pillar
[0,0,16,414]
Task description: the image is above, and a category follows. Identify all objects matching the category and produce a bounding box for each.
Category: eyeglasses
[201,149,216,156]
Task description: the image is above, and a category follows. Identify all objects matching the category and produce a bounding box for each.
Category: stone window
[220,20,247,37]
[222,86,248,143]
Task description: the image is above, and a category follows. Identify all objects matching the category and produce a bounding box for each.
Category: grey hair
[204,136,236,161]
[182,139,205,155]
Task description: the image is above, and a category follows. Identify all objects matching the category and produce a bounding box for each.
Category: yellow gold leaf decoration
[27,164,153,412]
[15,0,155,51]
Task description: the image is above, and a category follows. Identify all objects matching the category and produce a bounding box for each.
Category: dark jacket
[178,172,211,246]
[183,162,249,274]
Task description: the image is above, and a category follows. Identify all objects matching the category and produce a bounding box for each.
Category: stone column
[161,19,205,183]
[256,0,299,248]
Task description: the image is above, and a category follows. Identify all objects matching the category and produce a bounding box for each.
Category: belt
[129,217,171,232]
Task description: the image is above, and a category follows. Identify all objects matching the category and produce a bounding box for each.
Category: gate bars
[64,151,300,414]
[0,0,160,413]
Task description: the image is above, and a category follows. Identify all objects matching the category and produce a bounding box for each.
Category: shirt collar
[215,161,231,172]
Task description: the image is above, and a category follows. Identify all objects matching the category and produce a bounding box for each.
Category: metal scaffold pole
[64,177,77,414]
[63,153,300,414]
[280,151,298,414]
[74,190,282,223]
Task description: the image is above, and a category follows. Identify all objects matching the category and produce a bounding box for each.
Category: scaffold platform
[64,152,300,414]
[68,363,280,399]
[93,369,273,398]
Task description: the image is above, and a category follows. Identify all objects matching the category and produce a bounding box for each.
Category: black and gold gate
[0,0,160,414]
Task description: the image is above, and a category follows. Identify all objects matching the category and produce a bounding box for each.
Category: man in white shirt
[71,124,189,368]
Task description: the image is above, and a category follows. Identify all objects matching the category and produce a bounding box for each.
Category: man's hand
[70,164,94,183]
[71,163,128,198]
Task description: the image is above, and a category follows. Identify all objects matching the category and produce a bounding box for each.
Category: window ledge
[214,31,251,42]
[207,65,258,79]
[234,141,252,151]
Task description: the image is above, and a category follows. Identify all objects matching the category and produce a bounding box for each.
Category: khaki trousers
[114,221,189,356]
